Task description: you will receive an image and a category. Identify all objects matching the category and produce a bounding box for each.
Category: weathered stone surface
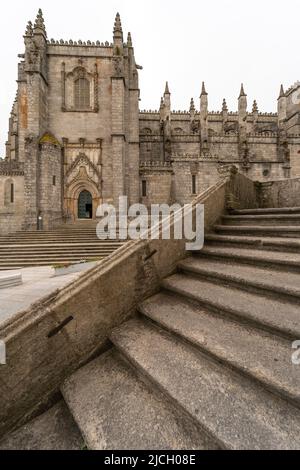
[178,256,300,300]
[162,273,300,339]
[139,292,299,406]
[0,401,83,450]
[111,318,300,450]
[62,349,215,450]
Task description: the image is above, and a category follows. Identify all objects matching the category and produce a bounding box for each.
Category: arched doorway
[78,190,93,219]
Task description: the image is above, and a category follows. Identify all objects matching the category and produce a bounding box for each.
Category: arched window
[74,78,90,109]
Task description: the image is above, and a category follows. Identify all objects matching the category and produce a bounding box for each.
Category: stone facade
[1,9,300,233]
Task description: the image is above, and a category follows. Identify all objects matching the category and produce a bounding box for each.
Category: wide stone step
[61,349,213,450]
[231,207,300,215]
[0,250,117,258]
[0,402,83,450]
[222,214,300,226]
[111,318,300,450]
[197,245,300,272]
[178,257,300,301]
[162,273,300,339]
[139,292,300,407]
[0,242,123,248]
[205,234,300,253]
[214,225,300,238]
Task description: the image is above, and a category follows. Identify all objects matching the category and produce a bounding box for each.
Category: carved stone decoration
[190,120,199,134]
[217,163,238,176]
[66,152,101,181]
[112,56,124,77]
[240,140,251,171]
[223,121,238,135]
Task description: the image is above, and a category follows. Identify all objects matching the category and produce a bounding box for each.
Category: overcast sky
[0,0,299,155]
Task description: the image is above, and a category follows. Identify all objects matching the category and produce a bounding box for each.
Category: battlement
[47,39,115,48]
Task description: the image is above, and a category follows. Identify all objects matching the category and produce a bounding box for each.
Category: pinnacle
[252,100,258,113]
[278,84,285,99]
[34,8,46,35]
[222,99,228,112]
[160,97,164,110]
[164,81,170,95]
[127,32,132,47]
[190,98,195,112]
[25,21,33,37]
[239,83,247,98]
[113,12,123,36]
[200,81,208,96]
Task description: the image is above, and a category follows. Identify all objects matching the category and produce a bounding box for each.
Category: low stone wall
[258,177,300,208]
[0,173,253,437]
[226,169,260,211]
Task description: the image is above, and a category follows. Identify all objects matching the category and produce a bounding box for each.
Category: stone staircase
[0,220,124,270]
[1,206,300,449]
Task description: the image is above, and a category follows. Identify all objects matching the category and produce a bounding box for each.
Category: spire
[200,81,208,97]
[113,12,123,40]
[239,83,247,98]
[252,100,258,113]
[278,84,285,99]
[222,98,228,112]
[34,8,46,36]
[164,81,170,95]
[24,20,33,37]
[190,97,195,113]
[127,32,132,47]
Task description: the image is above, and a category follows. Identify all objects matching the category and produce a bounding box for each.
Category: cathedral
[1,9,300,234]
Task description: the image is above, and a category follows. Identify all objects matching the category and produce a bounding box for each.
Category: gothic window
[74,78,90,109]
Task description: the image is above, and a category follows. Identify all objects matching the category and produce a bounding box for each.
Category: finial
[34,8,46,35]
[190,98,195,113]
[278,84,285,99]
[200,81,208,97]
[222,98,228,112]
[252,100,258,113]
[127,32,132,47]
[113,12,123,38]
[164,81,170,95]
[239,83,247,98]
[25,21,33,37]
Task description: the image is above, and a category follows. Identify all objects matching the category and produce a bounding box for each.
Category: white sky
[0,0,299,155]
